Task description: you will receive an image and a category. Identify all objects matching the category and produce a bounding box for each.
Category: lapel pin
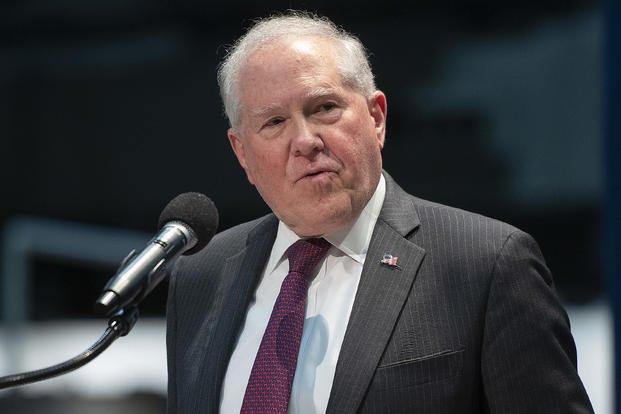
[380,253,402,270]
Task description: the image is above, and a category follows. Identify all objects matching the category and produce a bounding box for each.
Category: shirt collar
[265,174,386,274]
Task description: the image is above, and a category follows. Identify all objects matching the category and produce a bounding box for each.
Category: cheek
[339,125,381,166]
[245,144,288,183]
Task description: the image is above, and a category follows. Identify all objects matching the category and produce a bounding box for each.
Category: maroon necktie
[240,238,331,413]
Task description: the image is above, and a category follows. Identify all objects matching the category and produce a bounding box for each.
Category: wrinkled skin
[228,35,387,237]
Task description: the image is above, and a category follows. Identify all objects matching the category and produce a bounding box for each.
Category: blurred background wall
[0,0,614,412]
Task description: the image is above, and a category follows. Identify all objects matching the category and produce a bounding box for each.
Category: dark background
[0,0,615,412]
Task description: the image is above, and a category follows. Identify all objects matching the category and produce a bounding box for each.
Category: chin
[292,208,354,237]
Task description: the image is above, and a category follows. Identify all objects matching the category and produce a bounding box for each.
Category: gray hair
[217,12,376,127]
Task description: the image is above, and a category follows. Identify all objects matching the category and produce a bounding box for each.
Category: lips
[295,165,338,182]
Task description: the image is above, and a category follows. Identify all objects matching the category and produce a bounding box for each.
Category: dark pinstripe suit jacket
[166,172,593,413]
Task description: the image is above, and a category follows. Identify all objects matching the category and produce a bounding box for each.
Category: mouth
[297,168,336,182]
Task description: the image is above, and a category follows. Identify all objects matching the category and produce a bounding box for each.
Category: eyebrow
[250,105,282,118]
[304,85,340,100]
[248,85,343,118]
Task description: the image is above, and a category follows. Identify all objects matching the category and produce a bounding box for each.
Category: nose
[291,119,325,157]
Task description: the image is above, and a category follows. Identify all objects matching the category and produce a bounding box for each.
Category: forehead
[246,35,338,69]
[238,36,343,98]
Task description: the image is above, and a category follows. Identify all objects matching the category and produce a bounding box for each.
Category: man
[166,12,593,413]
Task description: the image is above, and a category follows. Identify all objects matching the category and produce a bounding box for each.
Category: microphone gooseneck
[0,192,219,390]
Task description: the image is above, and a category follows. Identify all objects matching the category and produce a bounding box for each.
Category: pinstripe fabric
[167,171,593,413]
[167,215,279,413]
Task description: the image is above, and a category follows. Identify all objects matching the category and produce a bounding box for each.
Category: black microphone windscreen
[158,192,219,255]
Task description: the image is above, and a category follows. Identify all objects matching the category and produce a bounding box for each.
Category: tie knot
[286,238,331,277]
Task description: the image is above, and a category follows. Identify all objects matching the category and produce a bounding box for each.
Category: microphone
[94,192,218,316]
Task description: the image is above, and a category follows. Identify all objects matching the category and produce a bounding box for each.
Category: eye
[318,102,337,112]
[264,117,285,127]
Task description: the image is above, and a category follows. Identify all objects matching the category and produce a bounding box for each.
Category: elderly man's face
[228,36,387,237]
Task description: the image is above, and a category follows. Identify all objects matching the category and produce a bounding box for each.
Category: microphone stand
[0,307,139,390]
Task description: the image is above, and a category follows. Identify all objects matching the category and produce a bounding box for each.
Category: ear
[369,91,387,149]
[227,128,255,185]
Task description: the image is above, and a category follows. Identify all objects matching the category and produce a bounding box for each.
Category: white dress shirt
[220,175,386,413]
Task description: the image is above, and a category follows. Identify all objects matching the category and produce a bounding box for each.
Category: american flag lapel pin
[380,253,402,270]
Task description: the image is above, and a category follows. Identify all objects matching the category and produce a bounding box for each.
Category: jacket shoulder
[172,213,276,282]
[407,196,544,271]
[412,196,519,238]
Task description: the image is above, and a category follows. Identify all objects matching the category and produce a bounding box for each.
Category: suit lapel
[327,173,426,413]
[202,215,278,411]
